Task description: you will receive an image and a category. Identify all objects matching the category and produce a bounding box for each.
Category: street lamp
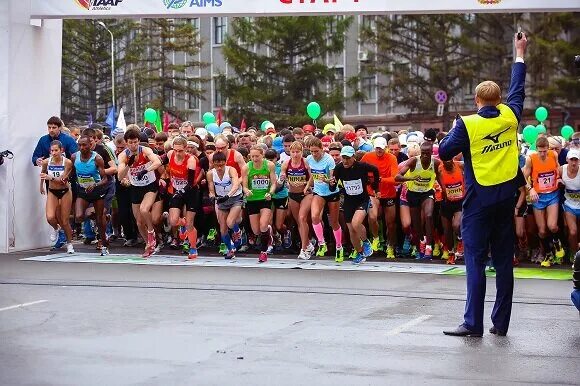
[97,21,115,114]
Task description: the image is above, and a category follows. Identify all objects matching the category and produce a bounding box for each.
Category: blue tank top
[273,163,288,199]
[74,151,101,189]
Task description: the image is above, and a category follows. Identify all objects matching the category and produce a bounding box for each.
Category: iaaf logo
[74,0,124,11]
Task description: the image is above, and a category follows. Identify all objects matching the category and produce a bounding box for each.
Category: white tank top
[563,164,580,210]
[47,157,66,180]
[212,166,242,197]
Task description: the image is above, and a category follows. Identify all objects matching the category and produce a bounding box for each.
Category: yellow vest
[463,104,519,187]
[405,157,436,193]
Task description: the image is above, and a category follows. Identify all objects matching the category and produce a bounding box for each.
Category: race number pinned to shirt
[445,182,464,201]
[171,177,188,191]
[538,171,556,191]
[129,163,156,187]
[251,177,270,190]
[343,179,364,196]
[311,168,327,182]
[77,174,96,189]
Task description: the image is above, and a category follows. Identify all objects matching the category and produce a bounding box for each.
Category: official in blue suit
[440,33,528,337]
[31,116,78,167]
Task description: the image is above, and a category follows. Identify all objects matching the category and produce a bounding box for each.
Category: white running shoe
[50,228,59,243]
[298,250,311,260]
[66,243,75,254]
[100,246,110,256]
[305,242,315,255]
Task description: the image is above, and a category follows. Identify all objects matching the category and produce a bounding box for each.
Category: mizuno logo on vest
[483,126,511,144]
[482,140,513,154]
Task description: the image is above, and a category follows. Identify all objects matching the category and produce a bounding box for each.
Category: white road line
[0,300,48,312]
[386,314,432,336]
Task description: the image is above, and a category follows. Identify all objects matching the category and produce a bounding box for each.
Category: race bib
[566,189,580,201]
[171,177,188,191]
[311,168,327,182]
[343,179,364,196]
[538,171,556,191]
[251,177,270,190]
[78,174,96,189]
[445,182,463,201]
[129,163,155,187]
[48,165,65,179]
[288,174,306,185]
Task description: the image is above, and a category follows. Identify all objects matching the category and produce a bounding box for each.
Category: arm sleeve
[438,119,469,161]
[505,62,527,122]
[65,136,78,158]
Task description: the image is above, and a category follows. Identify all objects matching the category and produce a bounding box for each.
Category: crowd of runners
[32,115,579,267]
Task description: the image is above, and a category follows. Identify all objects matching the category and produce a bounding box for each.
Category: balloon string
[313,119,317,129]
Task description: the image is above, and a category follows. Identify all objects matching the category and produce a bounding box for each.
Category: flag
[333,114,344,131]
[155,110,162,133]
[240,118,247,132]
[88,113,93,125]
[163,112,170,132]
[105,106,116,129]
[112,108,126,137]
[216,108,223,126]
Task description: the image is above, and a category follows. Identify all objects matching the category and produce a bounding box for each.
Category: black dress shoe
[443,325,483,337]
[489,326,507,336]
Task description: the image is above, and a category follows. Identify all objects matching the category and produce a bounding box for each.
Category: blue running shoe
[362,240,373,258]
[402,237,411,256]
[52,230,66,250]
[353,253,366,265]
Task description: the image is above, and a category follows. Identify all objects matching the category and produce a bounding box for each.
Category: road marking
[386,314,432,336]
[0,300,48,312]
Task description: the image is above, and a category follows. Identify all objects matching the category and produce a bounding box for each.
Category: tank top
[286,158,309,191]
[405,157,436,193]
[168,152,191,194]
[74,151,101,189]
[438,162,465,202]
[247,160,271,202]
[273,163,289,199]
[126,147,156,187]
[530,151,558,194]
[213,166,243,198]
[226,149,242,179]
[562,164,580,210]
[48,156,66,180]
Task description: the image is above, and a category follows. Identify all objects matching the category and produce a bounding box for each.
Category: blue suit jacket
[31,132,78,166]
[439,62,526,210]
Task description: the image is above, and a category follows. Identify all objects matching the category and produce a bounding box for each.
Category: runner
[209,135,246,177]
[396,142,442,259]
[117,128,163,258]
[162,137,200,260]
[306,137,344,261]
[437,159,465,264]
[331,146,379,264]
[361,137,400,258]
[207,151,244,260]
[39,140,75,254]
[71,135,109,256]
[559,149,580,264]
[241,145,277,263]
[280,141,313,260]
[523,136,565,266]
[266,149,291,251]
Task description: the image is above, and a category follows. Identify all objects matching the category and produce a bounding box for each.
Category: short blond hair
[475,81,501,105]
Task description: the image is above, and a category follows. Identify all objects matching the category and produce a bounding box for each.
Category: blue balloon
[220,122,232,130]
[206,123,221,135]
[272,137,284,154]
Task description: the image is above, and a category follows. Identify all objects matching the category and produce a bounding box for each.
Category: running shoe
[238,244,249,253]
[298,249,311,260]
[487,264,496,272]
[512,255,520,267]
[52,230,66,250]
[179,225,188,241]
[282,229,292,249]
[456,240,464,258]
[433,242,441,258]
[316,243,328,257]
[66,243,75,254]
[419,238,426,256]
[182,241,190,254]
[402,237,411,256]
[411,246,421,260]
[349,249,358,260]
[540,253,552,268]
[232,230,242,248]
[124,238,139,247]
[147,231,157,249]
[50,228,59,243]
[386,245,396,259]
[553,239,565,260]
[353,252,366,265]
[170,238,180,250]
[207,228,217,242]
[442,250,449,261]
[142,244,155,258]
[362,240,373,258]
[305,242,315,256]
[258,251,268,263]
[188,248,198,260]
[446,252,456,265]
[100,246,110,256]
[371,237,380,252]
[196,235,206,249]
[335,247,344,263]
[219,243,228,255]
[423,245,433,260]
[225,249,236,260]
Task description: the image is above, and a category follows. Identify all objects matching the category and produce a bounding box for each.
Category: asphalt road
[0,250,578,386]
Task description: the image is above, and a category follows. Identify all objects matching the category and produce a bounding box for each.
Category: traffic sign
[435,90,448,104]
[437,103,445,117]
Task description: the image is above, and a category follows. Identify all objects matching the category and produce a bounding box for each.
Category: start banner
[31,0,580,19]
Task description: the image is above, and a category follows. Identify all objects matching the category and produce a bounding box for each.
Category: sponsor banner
[31,0,580,19]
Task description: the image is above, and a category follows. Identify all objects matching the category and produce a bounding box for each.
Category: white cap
[567,149,580,160]
[195,128,208,140]
[374,137,387,149]
[398,133,408,147]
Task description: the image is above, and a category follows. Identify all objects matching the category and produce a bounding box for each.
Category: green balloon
[203,112,216,125]
[523,124,538,145]
[535,106,548,122]
[144,108,157,124]
[261,121,272,131]
[561,125,574,140]
[306,102,321,120]
[536,124,546,134]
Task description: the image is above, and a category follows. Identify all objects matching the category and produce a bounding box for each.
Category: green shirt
[247,160,271,202]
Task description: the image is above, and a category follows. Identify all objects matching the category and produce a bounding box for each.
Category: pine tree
[220,16,353,127]
[125,18,207,121]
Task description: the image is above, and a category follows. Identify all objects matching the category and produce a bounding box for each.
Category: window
[213,17,227,45]
[188,80,200,110]
[214,78,226,108]
[361,70,377,101]
[190,18,199,30]
[328,15,344,36]
[361,15,376,31]
[331,67,345,97]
